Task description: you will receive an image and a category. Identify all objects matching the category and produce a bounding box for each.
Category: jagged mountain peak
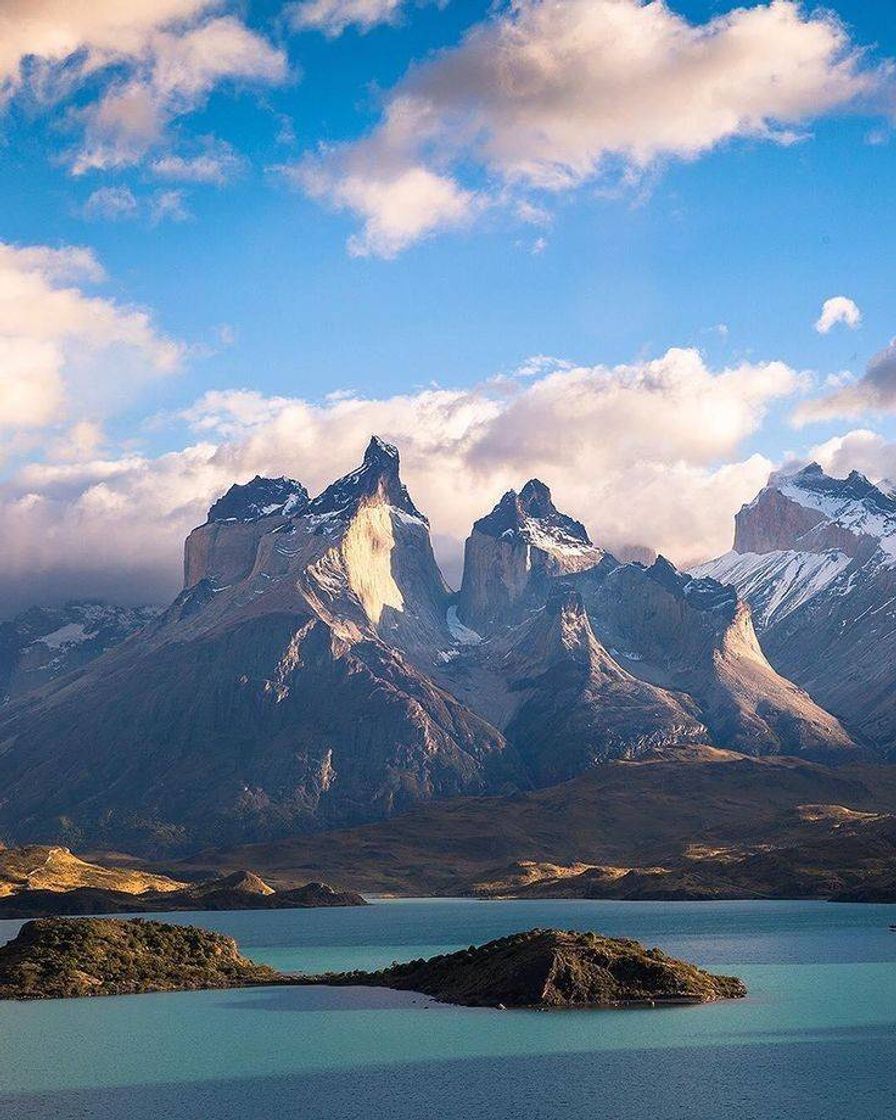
[772,462,894,510]
[207,476,309,524]
[475,480,591,548]
[307,435,427,524]
[735,460,896,560]
[644,557,737,617]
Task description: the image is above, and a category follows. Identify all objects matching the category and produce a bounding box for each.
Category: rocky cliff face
[696,464,896,750]
[566,556,853,757]
[457,479,603,633]
[183,475,309,587]
[441,583,706,785]
[0,440,511,853]
[733,463,895,558]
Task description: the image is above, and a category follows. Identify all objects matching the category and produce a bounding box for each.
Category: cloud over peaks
[0,345,802,611]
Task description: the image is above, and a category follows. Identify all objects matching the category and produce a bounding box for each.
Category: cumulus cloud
[288,0,415,37]
[289,158,480,257]
[0,240,182,437]
[0,346,802,611]
[815,295,862,334]
[801,429,896,501]
[0,2,286,172]
[793,339,896,424]
[289,0,887,255]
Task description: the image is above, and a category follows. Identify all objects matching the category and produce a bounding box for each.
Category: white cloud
[288,0,410,37]
[793,339,896,424]
[150,189,191,224]
[0,345,802,609]
[151,137,247,185]
[290,0,887,255]
[0,3,286,172]
[290,157,480,257]
[0,240,182,435]
[808,428,896,486]
[815,295,862,334]
[83,185,139,221]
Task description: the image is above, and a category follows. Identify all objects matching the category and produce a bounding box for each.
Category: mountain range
[0,439,875,856]
[0,602,158,705]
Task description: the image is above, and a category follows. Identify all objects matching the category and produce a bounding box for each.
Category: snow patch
[36,623,88,650]
[447,606,481,645]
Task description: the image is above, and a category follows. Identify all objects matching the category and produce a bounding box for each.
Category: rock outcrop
[0,848,367,917]
[304,928,747,1008]
[0,845,183,899]
[457,480,603,633]
[183,475,309,587]
[0,917,283,1000]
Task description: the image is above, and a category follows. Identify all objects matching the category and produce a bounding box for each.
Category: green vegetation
[0,917,284,1000]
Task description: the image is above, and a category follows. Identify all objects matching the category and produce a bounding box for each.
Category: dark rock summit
[0,917,283,1000]
[457,479,603,633]
[303,928,747,1008]
[207,476,310,524]
[308,436,426,523]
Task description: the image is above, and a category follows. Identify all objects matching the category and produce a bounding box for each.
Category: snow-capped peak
[774,464,896,561]
[207,476,309,524]
[474,479,599,558]
[305,435,427,525]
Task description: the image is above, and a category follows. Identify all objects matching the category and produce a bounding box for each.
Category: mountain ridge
[0,438,859,854]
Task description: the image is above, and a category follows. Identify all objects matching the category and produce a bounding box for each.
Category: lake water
[1,898,895,1119]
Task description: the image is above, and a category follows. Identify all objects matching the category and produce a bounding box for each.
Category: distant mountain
[0,439,854,855]
[694,463,896,749]
[0,601,159,704]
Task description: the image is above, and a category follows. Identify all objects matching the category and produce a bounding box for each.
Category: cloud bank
[0,346,805,613]
[288,0,887,254]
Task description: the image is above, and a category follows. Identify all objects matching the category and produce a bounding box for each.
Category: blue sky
[1,0,896,609]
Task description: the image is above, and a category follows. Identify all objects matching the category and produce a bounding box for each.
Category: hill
[181,747,896,899]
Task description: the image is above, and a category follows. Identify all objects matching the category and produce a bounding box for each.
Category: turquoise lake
[1,898,895,1119]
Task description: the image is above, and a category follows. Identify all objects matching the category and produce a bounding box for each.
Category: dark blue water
[1,899,894,1119]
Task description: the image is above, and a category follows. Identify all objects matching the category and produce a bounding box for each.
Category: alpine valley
[3,437,893,885]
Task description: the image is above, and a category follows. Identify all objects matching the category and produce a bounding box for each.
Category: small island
[0,919,746,1007]
[0,917,286,1000]
[300,927,747,1008]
